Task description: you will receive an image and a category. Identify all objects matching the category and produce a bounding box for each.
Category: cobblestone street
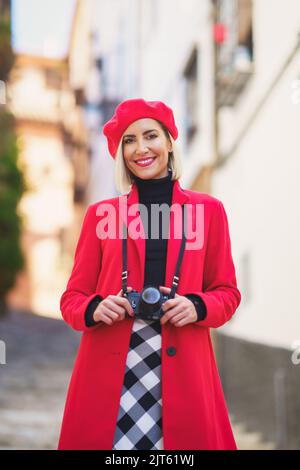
[0,310,80,450]
[0,310,275,450]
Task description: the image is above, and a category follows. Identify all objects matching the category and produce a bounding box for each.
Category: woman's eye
[123,134,157,144]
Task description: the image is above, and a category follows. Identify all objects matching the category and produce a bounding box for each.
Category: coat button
[166,346,176,356]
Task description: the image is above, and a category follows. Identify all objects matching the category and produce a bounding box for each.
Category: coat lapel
[118,178,190,290]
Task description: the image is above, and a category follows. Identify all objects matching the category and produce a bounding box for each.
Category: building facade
[136,0,300,449]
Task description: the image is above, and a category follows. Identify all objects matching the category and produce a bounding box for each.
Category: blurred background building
[1,0,300,450]
[6,52,90,316]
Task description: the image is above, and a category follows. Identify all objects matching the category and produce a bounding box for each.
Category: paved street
[0,309,275,450]
[0,309,80,450]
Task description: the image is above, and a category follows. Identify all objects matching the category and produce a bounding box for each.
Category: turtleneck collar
[133,168,172,185]
[132,168,174,203]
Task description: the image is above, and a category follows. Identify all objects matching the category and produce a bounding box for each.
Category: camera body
[124,286,169,320]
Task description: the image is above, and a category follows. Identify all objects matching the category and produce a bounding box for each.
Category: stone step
[231,419,276,450]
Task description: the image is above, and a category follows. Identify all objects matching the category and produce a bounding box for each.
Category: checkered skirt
[112,318,163,450]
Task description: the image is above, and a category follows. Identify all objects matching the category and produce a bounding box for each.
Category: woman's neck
[133,168,172,185]
[133,169,174,203]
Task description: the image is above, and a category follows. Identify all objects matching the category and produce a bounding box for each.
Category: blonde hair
[114,123,183,194]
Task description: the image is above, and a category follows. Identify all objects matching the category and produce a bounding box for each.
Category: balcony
[217,45,253,107]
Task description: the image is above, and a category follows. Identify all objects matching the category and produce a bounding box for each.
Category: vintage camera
[124,286,169,320]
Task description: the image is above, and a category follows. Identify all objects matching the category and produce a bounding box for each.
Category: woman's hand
[159,286,198,327]
[93,287,134,326]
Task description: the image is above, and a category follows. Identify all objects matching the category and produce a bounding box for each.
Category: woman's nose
[135,139,149,154]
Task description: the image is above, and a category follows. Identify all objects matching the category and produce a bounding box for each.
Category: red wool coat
[57,179,241,450]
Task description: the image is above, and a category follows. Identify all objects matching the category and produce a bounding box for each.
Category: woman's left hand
[159,286,198,327]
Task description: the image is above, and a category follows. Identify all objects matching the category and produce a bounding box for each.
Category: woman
[57,98,241,450]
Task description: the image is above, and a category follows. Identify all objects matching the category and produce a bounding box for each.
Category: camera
[124,286,169,320]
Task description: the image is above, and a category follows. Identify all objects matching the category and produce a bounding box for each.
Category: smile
[134,157,157,167]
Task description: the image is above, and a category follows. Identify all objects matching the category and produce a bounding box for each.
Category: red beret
[102,98,178,159]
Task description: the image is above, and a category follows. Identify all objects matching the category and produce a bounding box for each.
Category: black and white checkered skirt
[112,318,163,450]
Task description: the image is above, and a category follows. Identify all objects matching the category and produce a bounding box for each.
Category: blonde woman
[58,98,241,450]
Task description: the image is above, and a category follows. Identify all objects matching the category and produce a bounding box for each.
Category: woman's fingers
[111,292,134,316]
[159,285,179,297]
[94,306,118,325]
[117,286,133,296]
[159,288,197,327]
[94,287,134,324]
[105,299,126,315]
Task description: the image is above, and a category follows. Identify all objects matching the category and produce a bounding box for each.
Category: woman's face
[122,118,172,180]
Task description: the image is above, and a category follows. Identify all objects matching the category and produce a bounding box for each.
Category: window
[216,0,254,106]
[73,185,86,204]
[74,88,85,106]
[183,47,199,144]
[101,98,120,126]
[45,68,62,89]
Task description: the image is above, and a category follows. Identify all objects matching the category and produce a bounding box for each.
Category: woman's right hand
[93,287,134,325]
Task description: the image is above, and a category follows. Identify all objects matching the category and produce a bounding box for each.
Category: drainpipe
[211,0,220,168]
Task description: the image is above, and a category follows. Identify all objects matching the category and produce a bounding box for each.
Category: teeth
[136,158,155,165]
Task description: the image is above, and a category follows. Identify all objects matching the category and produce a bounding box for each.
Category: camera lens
[139,286,162,317]
[142,287,160,304]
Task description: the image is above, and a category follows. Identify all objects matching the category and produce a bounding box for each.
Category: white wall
[139,0,214,183]
[213,0,300,349]
[139,0,300,350]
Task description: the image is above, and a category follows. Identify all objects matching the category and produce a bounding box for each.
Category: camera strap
[122,204,187,299]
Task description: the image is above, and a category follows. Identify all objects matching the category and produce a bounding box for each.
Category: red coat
[57,179,241,450]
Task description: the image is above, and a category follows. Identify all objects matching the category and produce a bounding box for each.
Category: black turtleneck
[84,169,207,326]
[134,169,174,288]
